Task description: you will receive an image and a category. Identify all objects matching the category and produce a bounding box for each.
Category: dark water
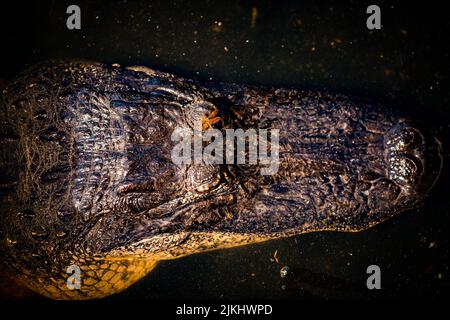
[1,0,449,300]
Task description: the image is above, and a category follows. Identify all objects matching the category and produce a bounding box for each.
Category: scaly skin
[0,60,443,299]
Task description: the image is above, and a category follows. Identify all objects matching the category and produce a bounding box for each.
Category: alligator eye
[187,164,220,193]
[388,154,423,188]
[385,127,422,152]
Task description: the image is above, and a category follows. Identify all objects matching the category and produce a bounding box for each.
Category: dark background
[0,0,449,300]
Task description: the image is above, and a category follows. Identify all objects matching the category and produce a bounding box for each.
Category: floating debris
[280,266,290,278]
[273,250,280,264]
[212,21,223,33]
[251,7,258,29]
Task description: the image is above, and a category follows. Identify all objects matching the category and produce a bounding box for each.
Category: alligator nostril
[384,121,442,194]
[385,126,422,152]
[388,154,423,188]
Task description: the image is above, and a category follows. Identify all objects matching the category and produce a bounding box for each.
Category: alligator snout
[384,121,442,195]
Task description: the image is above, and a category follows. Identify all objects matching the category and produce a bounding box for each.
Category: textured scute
[0,60,442,299]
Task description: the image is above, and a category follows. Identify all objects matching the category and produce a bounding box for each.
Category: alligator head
[0,60,442,299]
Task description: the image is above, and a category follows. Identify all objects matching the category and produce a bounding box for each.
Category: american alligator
[0,60,443,299]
